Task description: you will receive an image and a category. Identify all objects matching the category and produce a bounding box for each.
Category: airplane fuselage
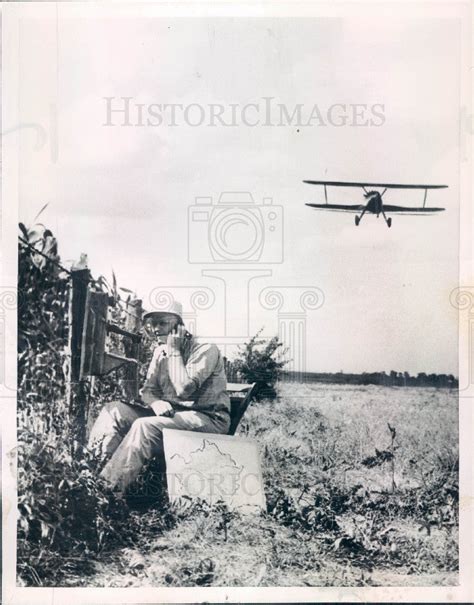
[355,190,391,226]
[365,191,384,215]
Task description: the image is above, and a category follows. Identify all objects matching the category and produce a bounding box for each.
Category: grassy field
[16,228,458,588]
[77,381,458,588]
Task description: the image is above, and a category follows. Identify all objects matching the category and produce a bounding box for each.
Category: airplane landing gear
[387,217,392,228]
[355,215,360,226]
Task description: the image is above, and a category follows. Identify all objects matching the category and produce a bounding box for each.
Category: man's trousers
[88,401,230,492]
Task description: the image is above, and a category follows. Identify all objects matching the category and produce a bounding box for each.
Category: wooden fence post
[121,298,143,401]
[66,268,90,448]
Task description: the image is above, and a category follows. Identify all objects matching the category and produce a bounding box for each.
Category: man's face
[146,316,179,339]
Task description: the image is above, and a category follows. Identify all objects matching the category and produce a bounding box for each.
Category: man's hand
[167,324,186,356]
[150,399,174,417]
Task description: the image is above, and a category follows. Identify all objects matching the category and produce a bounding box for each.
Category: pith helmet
[143,300,183,323]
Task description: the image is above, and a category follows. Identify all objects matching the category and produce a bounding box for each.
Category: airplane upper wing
[305,203,363,213]
[303,180,448,190]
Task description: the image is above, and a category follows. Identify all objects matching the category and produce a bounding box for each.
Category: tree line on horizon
[279,370,458,388]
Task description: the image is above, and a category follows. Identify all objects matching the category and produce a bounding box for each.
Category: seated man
[88,301,230,492]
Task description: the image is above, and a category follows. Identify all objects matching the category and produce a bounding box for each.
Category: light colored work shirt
[139,337,230,419]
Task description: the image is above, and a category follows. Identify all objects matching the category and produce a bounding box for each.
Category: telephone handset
[173,323,192,339]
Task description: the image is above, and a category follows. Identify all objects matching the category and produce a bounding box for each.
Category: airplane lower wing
[382,205,445,214]
[305,203,363,213]
[306,203,445,215]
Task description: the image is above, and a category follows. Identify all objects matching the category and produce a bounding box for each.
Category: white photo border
[2,1,472,603]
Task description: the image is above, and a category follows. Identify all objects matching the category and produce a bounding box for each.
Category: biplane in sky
[304,180,447,227]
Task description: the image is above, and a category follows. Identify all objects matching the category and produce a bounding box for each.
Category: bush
[230,329,288,400]
[17,222,156,585]
[17,434,129,585]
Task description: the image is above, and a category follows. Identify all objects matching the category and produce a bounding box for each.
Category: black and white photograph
[1,1,472,603]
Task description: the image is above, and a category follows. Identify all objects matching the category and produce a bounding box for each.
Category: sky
[13,9,461,375]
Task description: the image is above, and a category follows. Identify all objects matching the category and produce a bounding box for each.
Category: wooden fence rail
[67,267,143,447]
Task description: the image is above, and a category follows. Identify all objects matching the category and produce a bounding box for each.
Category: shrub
[17,222,153,585]
[17,434,129,585]
[231,329,288,400]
